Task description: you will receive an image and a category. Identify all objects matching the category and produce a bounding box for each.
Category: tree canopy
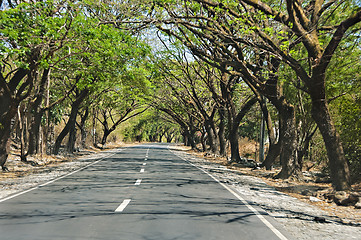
[0,0,360,190]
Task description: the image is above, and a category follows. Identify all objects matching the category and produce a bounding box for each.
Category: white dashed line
[135,179,142,185]
[145,148,149,159]
[115,199,131,212]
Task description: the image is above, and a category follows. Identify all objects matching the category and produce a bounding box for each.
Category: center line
[115,199,131,212]
[135,179,142,185]
[140,169,145,173]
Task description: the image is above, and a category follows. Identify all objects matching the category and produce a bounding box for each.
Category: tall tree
[233,0,360,190]
[0,1,76,169]
[148,0,360,189]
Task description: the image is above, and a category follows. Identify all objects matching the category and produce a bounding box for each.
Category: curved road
[0,144,292,240]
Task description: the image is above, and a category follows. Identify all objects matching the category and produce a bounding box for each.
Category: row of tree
[1,0,360,192]
[0,1,150,168]
[122,0,360,191]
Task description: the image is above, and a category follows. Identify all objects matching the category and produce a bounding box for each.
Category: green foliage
[123,110,180,142]
[0,1,73,69]
[334,94,361,181]
[325,35,361,181]
[47,103,64,125]
[238,104,262,141]
[239,120,259,141]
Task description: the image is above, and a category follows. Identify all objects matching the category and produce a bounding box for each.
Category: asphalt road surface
[0,144,293,240]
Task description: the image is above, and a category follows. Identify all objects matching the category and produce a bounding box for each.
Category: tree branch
[317,9,361,76]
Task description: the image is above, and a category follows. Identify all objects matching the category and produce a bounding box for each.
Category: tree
[234,0,360,190]
[156,52,220,153]
[0,1,77,169]
[151,2,301,176]
[123,110,181,143]
[151,69,203,150]
[95,89,149,146]
[50,9,151,154]
[149,0,360,189]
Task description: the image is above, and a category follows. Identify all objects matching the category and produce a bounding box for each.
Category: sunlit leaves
[0,1,70,67]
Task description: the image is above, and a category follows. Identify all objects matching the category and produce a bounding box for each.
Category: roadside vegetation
[0,0,360,200]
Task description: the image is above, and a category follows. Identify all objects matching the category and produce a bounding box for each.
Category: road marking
[135,179,142,185]
[143,163,147,166]
[115,199,131,212]
[0,150,122,203]
[173,150,288,240]
[140,168,145,173]
[145,148,149,158]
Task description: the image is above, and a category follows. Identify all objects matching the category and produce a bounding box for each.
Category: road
[0,144,292,240]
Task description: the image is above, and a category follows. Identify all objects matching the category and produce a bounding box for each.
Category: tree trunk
[27,110,43,155]
[276,104,302,179]
[228,130,241,162]
[101,129,111,146]
[297,126,317,170]
[166,135,173,143]
[258,97,280,170]
[205,121,217,153]
[210,121,220,153]
[66,120,77,153]
[188,132,197,150]
[218,108,227,156]
[262,142,281,170]
[92,108,98,147]
[149,134,155,142]
[53,88,88,155]
[182,131,188,146]
[200,129,207,152]
[185,128,197,150]
[54,115,73,155]
[27,69,50,155]
[165,130,175,143]
[0,96,18,170]
[17,106,28,162]
[306,69,351,190]
[0,136,10,171]
[311,99,351,190]
[79,108,89,148]
[159,133,164,143]
[228,98,258,162]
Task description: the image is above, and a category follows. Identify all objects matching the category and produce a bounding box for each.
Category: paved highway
[0,144,292,240]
